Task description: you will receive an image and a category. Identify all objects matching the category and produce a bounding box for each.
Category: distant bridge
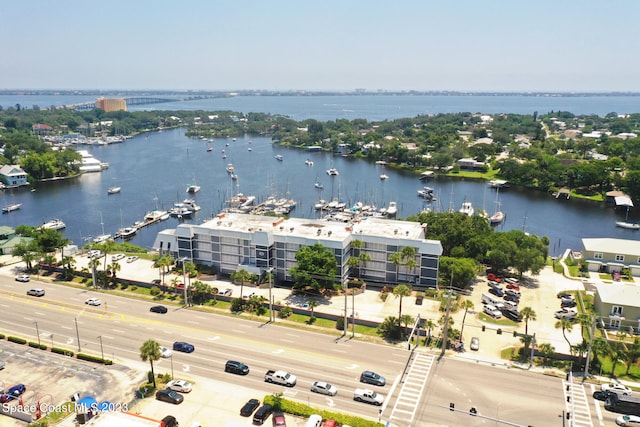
[62,96,210,111]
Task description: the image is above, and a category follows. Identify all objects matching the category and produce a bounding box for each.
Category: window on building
[594,252,603,259]
[615,254,625,262]
[612,305,623,316]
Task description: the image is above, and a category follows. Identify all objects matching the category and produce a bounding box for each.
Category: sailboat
[107,178,121,194]
[186,176,200,194]
[490,188,505,225]
[616,205,639,229]
[93,213,111,243]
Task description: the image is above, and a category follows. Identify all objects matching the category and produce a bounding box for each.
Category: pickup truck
[353,388,384,406]
[264,370,297,387]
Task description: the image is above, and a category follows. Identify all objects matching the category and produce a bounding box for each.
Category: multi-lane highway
[0,276,581,426]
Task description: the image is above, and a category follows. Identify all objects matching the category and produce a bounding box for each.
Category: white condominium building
[153,213,442,289]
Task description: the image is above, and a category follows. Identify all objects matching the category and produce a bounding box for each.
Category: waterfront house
[0,165,28,187]
[581,238,640,276]
[153,213,443,290]
[0,226,32,255]
[457,158,485,169]
[593,282,640,332]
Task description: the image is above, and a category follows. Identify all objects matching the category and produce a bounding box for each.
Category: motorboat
[314,199,326,210]
[386,201,398,217]
[107,186,121,194]
[314,181,324,189]
[2,203,21,213]
[488,179,510,189]
[41,218,66,230]
[186,183,200,194]
[231,173,238,180]
[305,159,314,166]
[207,146,213,152]
[274,155,284,161]
[326,168,339,176]
[117,226,137,240]
[459,201,475,216]
[417,187,435,200]
[93,234,111,243]
[144,210,167,222]
[616,221,640,230]
[182,199,201,212]
[380,174,389,180]
[226,164,234,174]
[490,211,505,224]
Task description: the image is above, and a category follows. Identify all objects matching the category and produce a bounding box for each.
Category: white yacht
[459,201,475,216]
[41,218,66,230]
[326,168,339,176]
[386,202,398,217]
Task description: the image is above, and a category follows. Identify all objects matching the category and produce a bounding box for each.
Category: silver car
[470,337,480,351]
[311,381,337,396]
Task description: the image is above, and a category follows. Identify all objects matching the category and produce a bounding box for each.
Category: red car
[506,283,520,291]
[487,273,502,282]
[272,411,287,427]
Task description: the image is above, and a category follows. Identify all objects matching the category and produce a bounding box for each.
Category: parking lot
[0,340,143,426]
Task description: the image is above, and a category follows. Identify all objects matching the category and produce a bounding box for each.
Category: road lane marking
[111,329,125,333]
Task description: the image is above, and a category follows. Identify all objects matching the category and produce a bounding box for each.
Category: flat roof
[583,238,640,254]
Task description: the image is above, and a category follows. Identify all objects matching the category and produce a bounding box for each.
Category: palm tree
[624,339,640,375]
[307,300,319,318]
[139,339,161,388]
[389,252,403,283]
[520,307,537,335]
[358,252,371,277]
[351,239,364,255]
[538,343,555,366]
[592,336,611,370]
[393,284,412,327]
[154,255,173,284]
[555,317,574,354]
[609,342,625,377]
[378,316,401,340]
[459,300,474,340]
[232,269,251,300]
[347,256,360,278]
[424,319,436,346]
[109,261,121,285]
[400,314,415,330]
[88,257,101,289]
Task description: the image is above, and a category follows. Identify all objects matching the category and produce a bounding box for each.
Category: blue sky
[2,0,638,91]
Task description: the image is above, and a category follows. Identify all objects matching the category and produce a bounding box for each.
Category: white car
[554,309,577,320]
[160,346,173,359]
[15,274,30,282]
[166,379,192,393]
[126,256,139,263]
[111,253,126,261]
[602,381,632,395]
[85,297,102,306]
[617,415,640,426]
[470,337,480,351]
[87,250,103,258]
[311,381,338,396]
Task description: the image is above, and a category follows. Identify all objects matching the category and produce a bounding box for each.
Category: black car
[155,389,184,405]
[593,390,618,401]
[504,293,519,303]
[253,404,274,425]
[360,370,386,386]
[173,341,195,353]
[561,299,577,308]
[150,305,168,314]
[488,287,504,297]
[225,360,250,375]
[161,415,179,427]
[502,309,522,322]
[557,291,573,300]
[240,398,260,417]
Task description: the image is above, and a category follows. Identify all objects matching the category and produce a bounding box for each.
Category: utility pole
[529,333,536,369]
[75,317,81,352]
[181,258,188,307]
[584,317,596,379]
[440,274,454,356]
[267,267,274,322]
[352,288,355,338]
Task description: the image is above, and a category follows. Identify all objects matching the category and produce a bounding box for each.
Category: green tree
[139,339,161,388]
[424,319,436,346]
[307,300,319,318]
[108,261,121,285]
[378,316,401,340]
[459,300,474,339]
[393,284,412,327]
[358,252,372,277]
[538,342,555,366]
[554,317,574,355]
[154,255,174,285]
[520,307,537,335]
[190,280,214,305]
[289,243,338,292]
[231,269,251,301]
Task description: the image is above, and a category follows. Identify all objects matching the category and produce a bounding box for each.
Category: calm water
[2,94,640,252]
[3,94,640,120]
[1,127,637,253]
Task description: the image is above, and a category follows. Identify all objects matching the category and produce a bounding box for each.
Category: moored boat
[417,187,435,200]
[386,201,398,217]
[305,159,314,166]
[459,201,475,216]
[616,221,640,230]
[380,174,389,180]
[186,184,200,194]
[2,203,21,213]
[326,168,339,176]
[41,218,66,230]
[490,211,505,224]
[274,155,284,161]
[314,181,324,189]
[107,186,121,194]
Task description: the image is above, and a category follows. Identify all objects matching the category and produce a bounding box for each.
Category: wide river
[1,127,637,255]
[2,93,640,254]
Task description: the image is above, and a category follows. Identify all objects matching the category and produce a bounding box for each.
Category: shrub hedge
[8,336,26,345]
[263,395,383,427]
[77,353,113,365]
[28,341,47,350]
[51,347,74,357]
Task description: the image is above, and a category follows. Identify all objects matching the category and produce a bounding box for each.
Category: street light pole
[352,288,355,338]
[34,322,40,347]
[75,317,81,353]
[181,258,188,307]
[170,355,174,379]
[97,336,104,362]
[267,267,274,322]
